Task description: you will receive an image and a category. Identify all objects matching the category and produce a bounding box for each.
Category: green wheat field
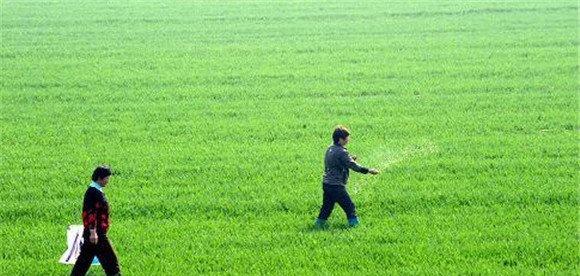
[0,0,578,274]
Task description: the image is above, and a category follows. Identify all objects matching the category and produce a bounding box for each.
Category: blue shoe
[348,217,360,227]
[314,218,328,229]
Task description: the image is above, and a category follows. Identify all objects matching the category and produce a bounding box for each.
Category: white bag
[59,225,100,266]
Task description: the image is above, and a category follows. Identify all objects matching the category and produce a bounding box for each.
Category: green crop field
[0,0,578,275]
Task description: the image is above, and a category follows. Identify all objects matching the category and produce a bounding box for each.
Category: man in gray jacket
[315,126,379,228]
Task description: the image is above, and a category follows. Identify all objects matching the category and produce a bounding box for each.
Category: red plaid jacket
[81,186,110,234]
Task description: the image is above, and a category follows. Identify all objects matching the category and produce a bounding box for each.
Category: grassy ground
[0,0,578,274]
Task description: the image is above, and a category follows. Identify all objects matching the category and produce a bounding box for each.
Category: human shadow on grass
[302,222,358,233]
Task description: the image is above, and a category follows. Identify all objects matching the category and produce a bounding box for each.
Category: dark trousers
[71,233,120,276]
[317,184,357,220]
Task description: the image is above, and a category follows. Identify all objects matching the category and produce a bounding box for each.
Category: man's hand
[369,168,380,175]
[89,229,98,244]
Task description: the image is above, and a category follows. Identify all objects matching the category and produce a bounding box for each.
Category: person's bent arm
[83,192,99,244]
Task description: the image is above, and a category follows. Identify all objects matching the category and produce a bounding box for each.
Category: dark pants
[317,184,357,220]
[71,233,120,276]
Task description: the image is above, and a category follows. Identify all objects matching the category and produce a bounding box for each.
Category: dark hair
[92,165,112,181]
[332,125,350,144]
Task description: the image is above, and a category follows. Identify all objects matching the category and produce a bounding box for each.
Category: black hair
[91,165,112,181]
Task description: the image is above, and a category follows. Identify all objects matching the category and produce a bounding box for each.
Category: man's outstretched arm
[341,151,369,173]
[342,151,380,175]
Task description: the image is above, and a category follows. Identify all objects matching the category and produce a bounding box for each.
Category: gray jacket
[322,144,369,186]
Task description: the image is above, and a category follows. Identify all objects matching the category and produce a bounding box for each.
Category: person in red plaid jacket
[71,165,121,276]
